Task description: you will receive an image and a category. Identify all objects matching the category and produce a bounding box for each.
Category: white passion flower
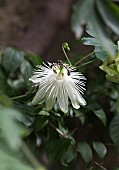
[29,61,86,113]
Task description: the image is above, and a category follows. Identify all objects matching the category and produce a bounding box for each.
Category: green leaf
[89,9,116,57]
[99,65,118,76]
[0,78,6,93]
[61,141,76,166]
[71,0,116,56]
[87,103,107,126]
[2,48,24,73]
[14,103,35,115]
[48,138,71,162]
[81,37,107,61]
[20,59,33,86]
[106,74,119,84]
[109,115,119,145]
[86,26,95,37]
[0,65,7,80]
[93,141,107,159]
[58,120,69,136]
[82,37,99,46]
[25,52,42,67]
[0,94,12,107]
[95,46,107,61]
[0,148,34,170]
[0,67,9,94]
[0,66,14,95]
[12,75,26,92]
[0,141,46,170]
[0,105,25,150]
[74,109,85,125]
[96,0,119,35]
[35,117,48,131]
[71,0,94,38]
[93,109,107,126]
[78,142,92,164]
[85,102,101,111]
[38,110,49,116]
[99,64,119,83]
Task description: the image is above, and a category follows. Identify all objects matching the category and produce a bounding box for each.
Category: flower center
[52,65,68,80]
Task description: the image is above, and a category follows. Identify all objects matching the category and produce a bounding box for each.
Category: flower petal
[31,80,54,104]
[31,87,46,105]
[65,80,86,109]
[57,81,68,113]
[46,97,54,110]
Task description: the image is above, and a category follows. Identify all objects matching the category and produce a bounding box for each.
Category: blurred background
[0,0,119,170]
[0,0,91,61]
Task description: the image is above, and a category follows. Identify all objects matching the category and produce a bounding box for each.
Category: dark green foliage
[96,0,119,35]
[0,42,118,169]
[109,115,119,149]
[93,109,106,126]
[71,0,119,56]
[48,138,72,162]
[0,48,45,170]
[35,116,49,131]
[78,142,92,164]
[0,1,119,168]
[1,47,24,73]
[93,141,107,159]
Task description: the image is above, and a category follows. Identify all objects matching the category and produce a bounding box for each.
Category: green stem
[10,93,28,100]
[74,51,95,66]
[62,44,72,65]
[76,59,97,68]
[49,122,64,137]
[21,141,45,170]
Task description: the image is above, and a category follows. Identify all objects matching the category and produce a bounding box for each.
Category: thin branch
[105,143,118,147]
[67,127,77,136]
[49,122,65,137]
[93,161,108,170]
[10,88,36,100]
[49,122,77,138]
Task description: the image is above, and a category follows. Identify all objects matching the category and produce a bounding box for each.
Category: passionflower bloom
[29,61,86,113]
